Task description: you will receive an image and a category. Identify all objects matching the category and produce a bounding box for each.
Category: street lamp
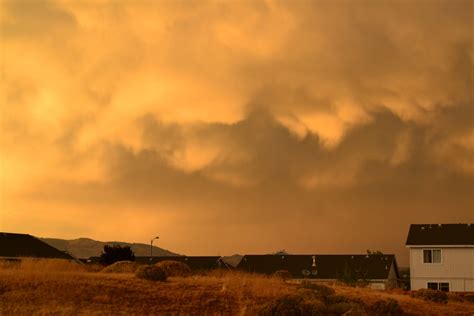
[150,236,159,261]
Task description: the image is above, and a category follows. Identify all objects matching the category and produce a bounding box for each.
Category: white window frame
[426,281,450,292]
[422,248,442,265]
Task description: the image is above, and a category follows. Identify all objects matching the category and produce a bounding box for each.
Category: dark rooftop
[237,254,398,280]
[405,224,474,246]
[0,232,75,260]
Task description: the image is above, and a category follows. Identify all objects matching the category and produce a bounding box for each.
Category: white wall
[409,247,474,292]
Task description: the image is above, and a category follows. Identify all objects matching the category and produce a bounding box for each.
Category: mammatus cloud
[0,0,472,263]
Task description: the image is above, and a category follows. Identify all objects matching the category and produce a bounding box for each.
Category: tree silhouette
[100,245,135,265]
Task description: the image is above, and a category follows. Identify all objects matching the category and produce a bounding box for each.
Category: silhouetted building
[0,232,76,261]
[237,254,399,289]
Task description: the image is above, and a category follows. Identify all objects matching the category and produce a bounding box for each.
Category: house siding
[386,262,398,289]
[409,247,474,292]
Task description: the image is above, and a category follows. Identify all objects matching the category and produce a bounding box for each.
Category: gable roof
[0,232,75,260]
[237,254,398,280]
[406,224,474,246]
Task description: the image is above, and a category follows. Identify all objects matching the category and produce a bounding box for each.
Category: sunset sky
[0,0,472,265]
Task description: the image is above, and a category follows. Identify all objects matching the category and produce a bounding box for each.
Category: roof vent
[468,224,471,227]
[281,255,285,259]
[438,224,442,227]
[351,256,354,259]
[421,226,425,230]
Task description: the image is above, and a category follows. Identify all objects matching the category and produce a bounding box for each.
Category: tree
[366,249,384,255]
[337,262,369,287]
[100,245,135,265]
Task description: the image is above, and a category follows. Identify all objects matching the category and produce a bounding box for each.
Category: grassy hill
[1,259,473,315]
[41,237,178,259]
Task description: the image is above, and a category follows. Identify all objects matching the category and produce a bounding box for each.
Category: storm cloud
[0,0,472,264]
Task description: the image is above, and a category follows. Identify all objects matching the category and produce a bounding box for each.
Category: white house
[406,223,474,292]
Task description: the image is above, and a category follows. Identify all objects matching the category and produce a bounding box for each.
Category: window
[439,283,449,292]
[427,282,438,290]
[423,249,441,263]
[427,282,449,292]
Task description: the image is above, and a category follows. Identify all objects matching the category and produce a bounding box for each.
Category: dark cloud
[23,103,473,263]
[1,0,77,38]
[1,0,472,263]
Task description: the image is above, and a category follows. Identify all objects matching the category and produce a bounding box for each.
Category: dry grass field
[0,259,473,315]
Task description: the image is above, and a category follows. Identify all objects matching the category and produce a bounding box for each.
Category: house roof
[237,254,398,280]
[405,224,474,246]
[0,232,75,260]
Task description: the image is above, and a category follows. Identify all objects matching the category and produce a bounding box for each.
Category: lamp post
[150,236,159,261]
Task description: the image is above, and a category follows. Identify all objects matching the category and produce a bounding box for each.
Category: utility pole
[150,236,159,261]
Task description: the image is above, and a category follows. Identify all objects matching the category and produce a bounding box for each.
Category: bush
[155,260,191,277]
[447,292,464,302]
[259,294,326,315]
[100,245,135,266]
[0,282,10,296]
[260,291,368,315]
[326,302,354,314]
[326,295,364,305]
[274,270,292,281]
[101,261,138,273]
[465,294,474,303]
[135,265,167,282]
[410,289,447,303]
[369,298,404,315]
[325,294,367,313]
[298,281,335,297]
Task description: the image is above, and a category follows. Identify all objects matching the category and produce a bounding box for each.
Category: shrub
[464,294,474,303]
[325,294,352,305]
[100,245,135,266]
[447,292,464,302]
[410,289,448,303]
[259,294,326,315]
[326,302,354,314]
[135,265,167,282]
[101,261,138,273]
[369,298,404,315]
[274,270,292,281]
[0,282,10,296]
[155,260,191,277]
[260,291,367,315]
[298,281,335,297]
[296,288,323,302]
[325,295,367,313]
[337,263,369,287]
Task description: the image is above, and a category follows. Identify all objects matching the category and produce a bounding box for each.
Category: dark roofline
[237,254,398,280]
[405,223,474,246]
[0,232,78,261]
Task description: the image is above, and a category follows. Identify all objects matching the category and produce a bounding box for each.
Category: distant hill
[41,237,179,259]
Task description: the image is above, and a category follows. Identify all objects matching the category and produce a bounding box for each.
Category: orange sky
[0,0,473,265]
